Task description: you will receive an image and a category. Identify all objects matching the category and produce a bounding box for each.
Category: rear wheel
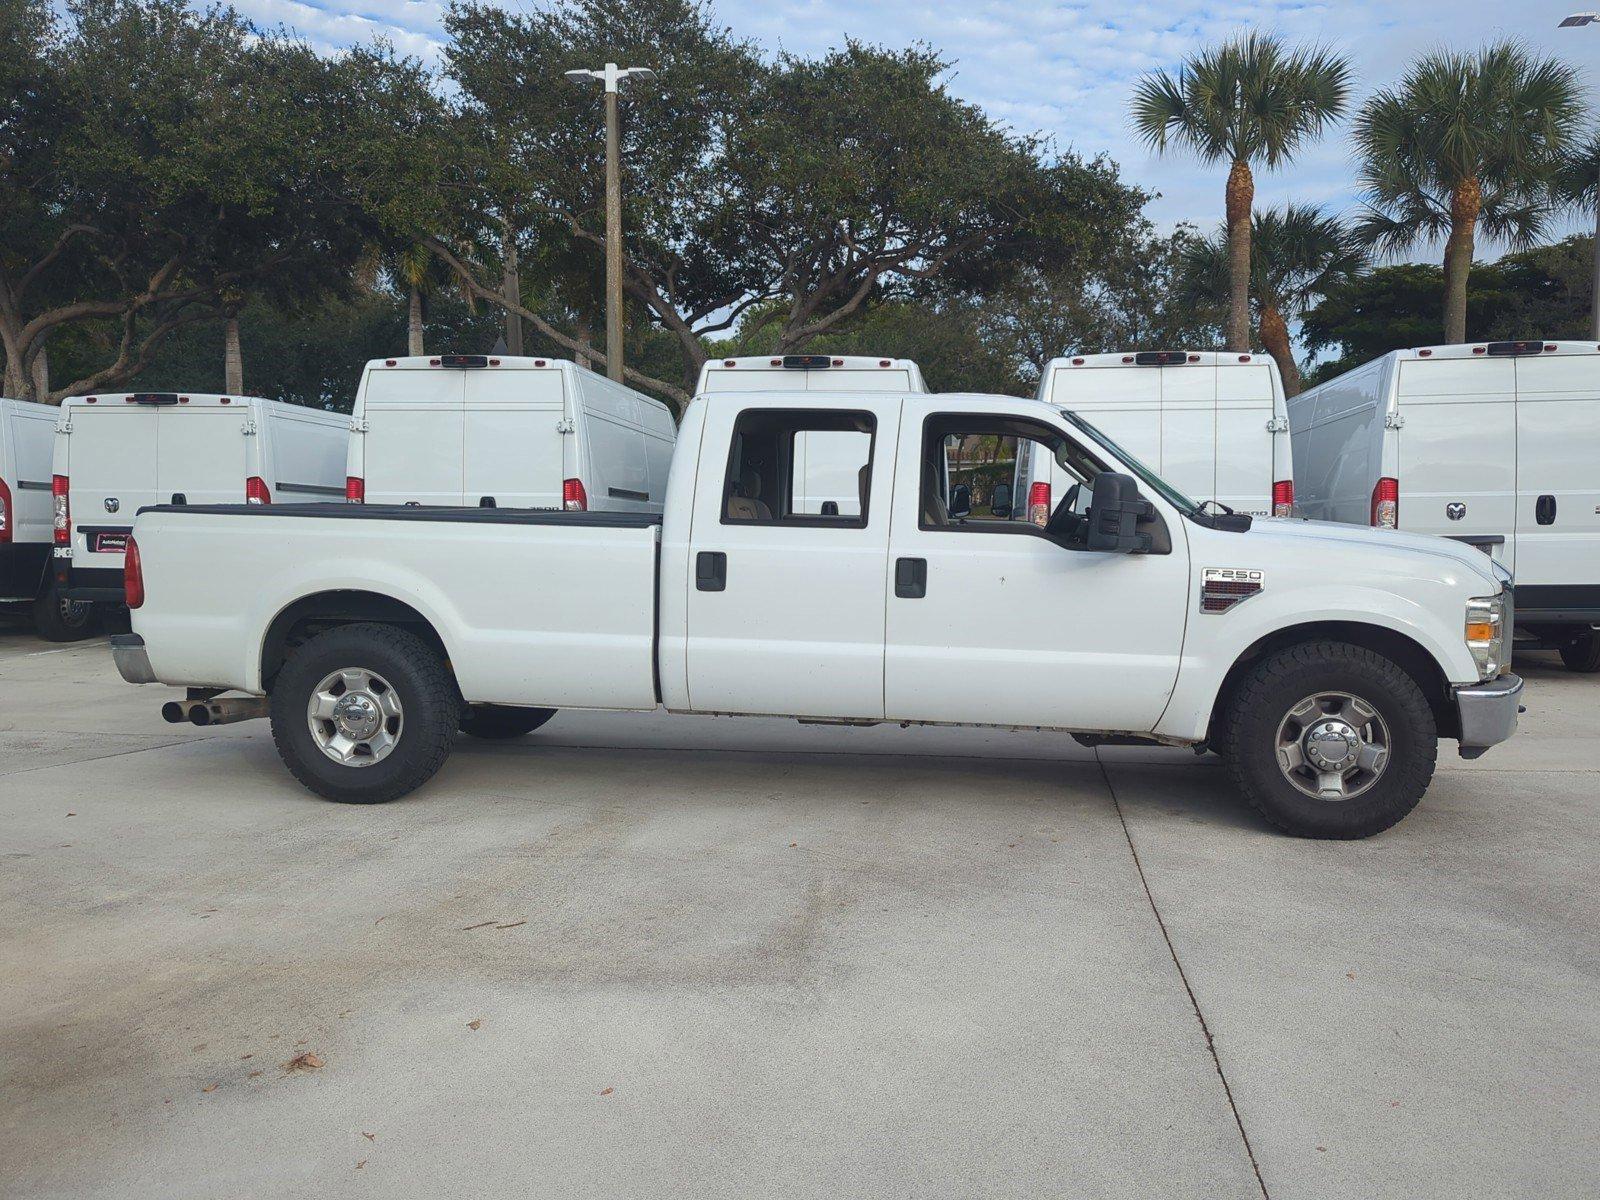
[269,623,457,804]
[1221,641,1437,839]
[1558,628,1600,673]
[32,582,95,643]
[459,704,556,740]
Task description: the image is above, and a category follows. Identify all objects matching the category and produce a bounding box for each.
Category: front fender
[1155,583,1477,743]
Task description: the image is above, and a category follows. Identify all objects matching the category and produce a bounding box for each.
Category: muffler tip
[161,701,186,724]
[189,705,211,727]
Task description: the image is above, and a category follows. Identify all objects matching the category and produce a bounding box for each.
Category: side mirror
[948,483,972,519]
[1085,473,1153,553]
[990,482,1012,519]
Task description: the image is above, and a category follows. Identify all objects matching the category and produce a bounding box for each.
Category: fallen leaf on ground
[248,1071,263,1079]
[467,1020,482,1031]
[240,1054,252,1060]
[599,1087,613,1096]
[362,1131,376,1141]
[192,1043,207,1052]
[356,1160,367,1170]
[495,920,526,930]
[201,1084,217,1094]
[285,1052,324,1072]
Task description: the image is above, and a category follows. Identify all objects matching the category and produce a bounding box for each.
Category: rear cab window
[722,409,876,527]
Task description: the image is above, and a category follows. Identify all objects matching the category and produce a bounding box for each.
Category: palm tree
[1180,204,1366,396]
[1353,43,1584,345]
[1554,131,1600,340]
[1132,34,1351,353]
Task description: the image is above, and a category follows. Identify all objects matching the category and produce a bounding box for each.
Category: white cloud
[215,0,1600,243]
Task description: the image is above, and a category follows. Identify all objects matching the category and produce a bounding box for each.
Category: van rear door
[1157,362,1218,507]
[68,405,159,563]
[462,368,565,509]
[1514,352,1600,598]
[156,404,246,506]
[1214,363,1279,516]
[362,369,465,506]
[1393,357,1517,571]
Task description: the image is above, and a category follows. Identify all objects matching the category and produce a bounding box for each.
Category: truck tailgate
[131,505,661,709]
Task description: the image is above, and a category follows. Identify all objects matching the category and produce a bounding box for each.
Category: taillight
[52,474,70,545]
[245,476,271,505]
[563,478,588,512]
[124,535,145,609]
[345,476,365,503]
[1272,479,1295,518]
[1371,477,1398,529]
[1028,481,1051,526]
[0,476,11,544]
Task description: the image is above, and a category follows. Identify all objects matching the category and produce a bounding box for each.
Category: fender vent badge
[1201,568,1263,614]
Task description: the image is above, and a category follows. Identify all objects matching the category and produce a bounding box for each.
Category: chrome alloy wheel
[306,668,403,767]
[1274,691,1390,801]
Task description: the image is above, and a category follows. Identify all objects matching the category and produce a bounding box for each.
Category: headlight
[1465,594,1506,681]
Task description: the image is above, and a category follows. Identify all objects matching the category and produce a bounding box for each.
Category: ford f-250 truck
[111,383,1524,838]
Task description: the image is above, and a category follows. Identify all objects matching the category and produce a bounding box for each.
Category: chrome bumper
[1455,673,1523,759]
[110,633,157,685]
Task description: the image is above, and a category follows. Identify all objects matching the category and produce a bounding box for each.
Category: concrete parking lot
[1,619,1596,1199]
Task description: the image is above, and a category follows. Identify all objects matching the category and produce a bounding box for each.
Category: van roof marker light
[769,358,782,366]
[1238,354,1251,362]
[384,359,396,366]
[1188,354,1201,362]
[1072,357,1084,365]
[724,359,737,367]
[878,360,891,367]
[1418,349,1432,357]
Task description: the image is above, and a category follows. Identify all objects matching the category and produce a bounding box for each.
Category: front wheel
[1558,628,1600,673]
[32,583,96,642]
[459,704,557,739]
[1221,641,1437,839]
[269,623,458,804]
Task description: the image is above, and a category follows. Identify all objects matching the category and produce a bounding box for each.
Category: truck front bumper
[110,633,157,685]
[1454,673,1524,759]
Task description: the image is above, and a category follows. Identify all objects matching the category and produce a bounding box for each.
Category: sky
[217,0,1600,247]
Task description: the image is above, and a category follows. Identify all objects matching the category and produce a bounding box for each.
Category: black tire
[459,704,556,739]
[1558,629,1600,673]
[269,623,458,804]
[1221,641,1437,839]
[32,583,96,643]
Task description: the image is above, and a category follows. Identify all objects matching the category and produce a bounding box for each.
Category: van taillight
[245,476,271,505]
[1371,477,1398,529]
[345,476,365,503]
[124,535,144,609]
[1272,480,1295,518]
[563,478,588,511]
[52,474,70,544]
[1028,481,1051,526]
[0,477,11,544]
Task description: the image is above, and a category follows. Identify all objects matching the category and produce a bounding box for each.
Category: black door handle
[171,492,186,505]
[1536,494,1557,525]
[479,495,496,508]
[696,551,727,592]
[895,557,927,599]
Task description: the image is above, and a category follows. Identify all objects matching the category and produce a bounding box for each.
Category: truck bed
[131,504,662,708]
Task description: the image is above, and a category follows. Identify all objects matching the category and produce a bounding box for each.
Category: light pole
[1559,14,1600,338]
[565,63,656,382]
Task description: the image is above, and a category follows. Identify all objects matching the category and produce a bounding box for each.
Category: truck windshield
[1059,410,1200,515]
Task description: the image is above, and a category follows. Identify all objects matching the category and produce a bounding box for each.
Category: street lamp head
[1559,12,1599,25]
[564,69,597,83]
[622,67,657,84]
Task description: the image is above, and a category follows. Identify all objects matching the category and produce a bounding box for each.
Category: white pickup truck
[112,388,1523,839]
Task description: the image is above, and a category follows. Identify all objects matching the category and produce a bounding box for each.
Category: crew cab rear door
[683,395,898,719]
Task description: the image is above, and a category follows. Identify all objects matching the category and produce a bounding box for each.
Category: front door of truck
[883,400,1190,733]
[684,397,898,719]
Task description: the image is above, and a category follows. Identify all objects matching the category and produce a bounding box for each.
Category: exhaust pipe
[160,696,268,726]
[189,697,269,726]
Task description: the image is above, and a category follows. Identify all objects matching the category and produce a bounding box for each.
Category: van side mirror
[990,481,1012,519]
[1085,473,1153,553]
[948,483,971,519]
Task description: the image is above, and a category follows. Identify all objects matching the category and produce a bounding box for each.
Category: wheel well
[1207,622,1458,745]
[261,591,451,690]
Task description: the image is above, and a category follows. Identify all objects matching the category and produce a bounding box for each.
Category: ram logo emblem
[104,497,120,513]
[1446,502,1466,521]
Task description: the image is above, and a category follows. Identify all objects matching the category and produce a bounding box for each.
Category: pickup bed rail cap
[133,503,662,529]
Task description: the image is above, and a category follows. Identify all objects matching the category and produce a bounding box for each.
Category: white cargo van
[1289,340,1600,671]
[2,398,95,639]
[696,355,927,394]
[1029,351,1295,521]
[345,355,675,512]
[52,393,348,604]
[697,356,925,517]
